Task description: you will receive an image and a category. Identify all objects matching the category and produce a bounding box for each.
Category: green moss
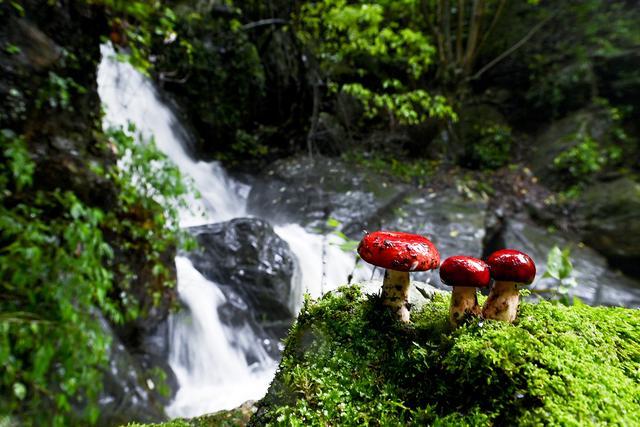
[124,404,254,427]
[252,286,640,426]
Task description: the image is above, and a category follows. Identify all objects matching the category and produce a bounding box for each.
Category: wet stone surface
[501,219,640,308]
[186,218,297,346]
[247,156,410,235]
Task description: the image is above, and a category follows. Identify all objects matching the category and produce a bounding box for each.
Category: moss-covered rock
[251,286,640,426]
[125,401,256,427]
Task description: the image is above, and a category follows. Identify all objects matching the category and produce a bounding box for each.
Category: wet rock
[573,177,640,277]
[379,187,488,289]
[186,218,296,338]
[8,18,62,70]
[501,219,640,308]
[247,156,410,235]
[529,107,614,186]
[97,316,171,426]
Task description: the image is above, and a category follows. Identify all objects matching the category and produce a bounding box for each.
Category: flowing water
[97,45,369,417]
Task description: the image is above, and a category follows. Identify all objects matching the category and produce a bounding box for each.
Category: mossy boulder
[251,286,640,425]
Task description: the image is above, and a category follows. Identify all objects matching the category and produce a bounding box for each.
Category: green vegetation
[465,123,512,169]
[342,151,440,186]
[88,0,180,73]
[253,286,640,425]
[0,125,188,425]
[540,246,578,304]
[552,103,627,190]
[296,0,455,127]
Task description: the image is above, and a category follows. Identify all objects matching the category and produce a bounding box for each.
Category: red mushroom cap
[486,249,536,284]
[357,231,440,272]
[440,256,491,288]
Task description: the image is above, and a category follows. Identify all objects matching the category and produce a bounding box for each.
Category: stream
[97,45,371,418]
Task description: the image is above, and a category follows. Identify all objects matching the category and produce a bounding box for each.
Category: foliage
[147,4,268,162]
[0,124,189,424]
[324,217,359,253]
[87,0,180,73]
[465,123,512,169]
[553,104,625,187]
[99,124,192,317]
[35,72,87,111]
[296,0,456,127]
[252,286,640,425]
[0,130,114,424]
[540,246,578,305]
[521,1,640,118]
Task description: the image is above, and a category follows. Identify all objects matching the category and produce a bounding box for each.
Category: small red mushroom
[358,231,440,323]
[440,256,491,327]
[482,249,536,323]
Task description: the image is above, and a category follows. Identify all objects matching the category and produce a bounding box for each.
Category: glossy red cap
[486,249,536,284]
[440,256,491,288]
[357,231,440,272]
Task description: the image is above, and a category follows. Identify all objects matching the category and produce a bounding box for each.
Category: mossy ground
[251,286,640,426]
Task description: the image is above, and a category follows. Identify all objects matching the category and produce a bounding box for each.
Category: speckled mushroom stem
[482,281,520,323]
[449,287,481,327]
[382,269,411,323]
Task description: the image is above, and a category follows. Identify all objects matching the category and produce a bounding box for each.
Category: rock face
[97,316,176,426]
[187,218,296,341]
[247,156,410,236]
[573,177,640,277]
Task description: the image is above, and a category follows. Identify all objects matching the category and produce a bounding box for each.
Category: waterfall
[97,45,369,418]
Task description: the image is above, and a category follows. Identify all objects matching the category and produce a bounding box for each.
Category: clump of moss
[251,286,640,426]
[124,402,254,427]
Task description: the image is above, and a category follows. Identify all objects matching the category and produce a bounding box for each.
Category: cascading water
[97,45,369,418]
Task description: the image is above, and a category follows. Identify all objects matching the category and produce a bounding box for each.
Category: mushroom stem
[482,281,520,323]
[382,269,411,323]
[449,287,481,327]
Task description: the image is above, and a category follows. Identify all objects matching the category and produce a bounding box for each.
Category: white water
[97,45,369,418]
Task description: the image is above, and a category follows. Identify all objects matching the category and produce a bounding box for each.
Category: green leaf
[13,382,26,400]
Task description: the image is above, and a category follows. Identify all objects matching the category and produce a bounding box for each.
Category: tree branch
[443,0,453,64]
[470,11,557,81]
[241,18,288,31]
[475,0,506,56]
[456,0,464,63]
[463,0,484,74]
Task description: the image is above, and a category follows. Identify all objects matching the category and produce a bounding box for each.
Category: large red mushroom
[440,255,491,327]
[358,231,440,323]
[482,249,536,323]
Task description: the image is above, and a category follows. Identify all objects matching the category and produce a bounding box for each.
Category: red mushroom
[482,249,536,323]
[440,256,491,327]
[358,231,440,323]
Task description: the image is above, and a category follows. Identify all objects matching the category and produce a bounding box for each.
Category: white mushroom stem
[382,269,411,323]
[482,281,520,323]
[449,286,481,327]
